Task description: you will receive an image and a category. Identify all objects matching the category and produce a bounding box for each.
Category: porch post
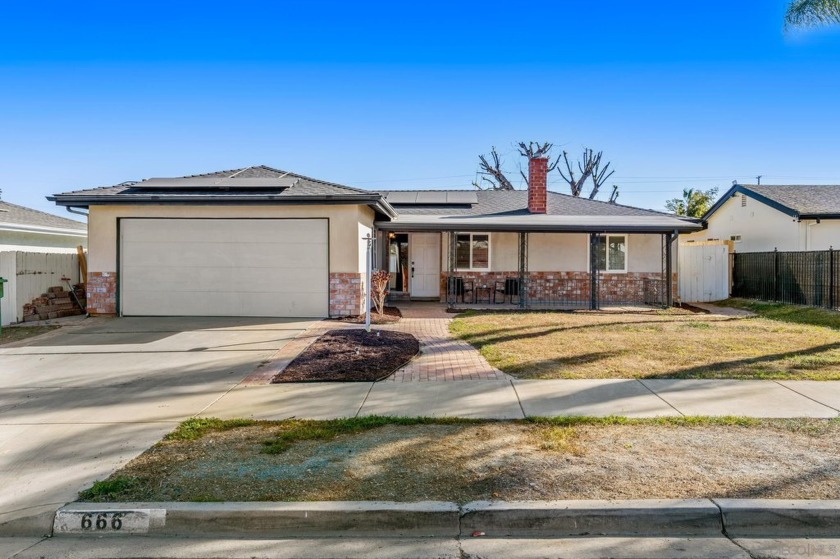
[665,231,676,307]
[447,231,456,306]
[518,232,528,308]
[589,233,599,310]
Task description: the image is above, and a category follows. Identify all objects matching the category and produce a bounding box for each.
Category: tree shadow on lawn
[453,317,739,349]
[504,342,840,380]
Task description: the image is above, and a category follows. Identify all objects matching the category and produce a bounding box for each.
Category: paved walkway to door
[382,302,510,382]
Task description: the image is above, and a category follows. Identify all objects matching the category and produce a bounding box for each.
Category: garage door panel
[123,266,329,294]
[120,219,329,317]
[122,219,327,244]
[123,241,328,269]
[124,290,328,317]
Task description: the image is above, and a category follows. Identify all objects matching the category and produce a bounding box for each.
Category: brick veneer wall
[87,271,117,316]
[441,271,678,306]
[329,272,365,317]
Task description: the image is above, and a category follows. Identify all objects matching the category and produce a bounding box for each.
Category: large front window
[456,233,490,270]
[594,234,627,272]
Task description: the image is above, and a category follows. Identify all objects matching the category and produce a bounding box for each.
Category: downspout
[806,220,820,251]
[66,206,89,218]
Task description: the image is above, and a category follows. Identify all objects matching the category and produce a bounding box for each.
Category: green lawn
[450,304,840,380]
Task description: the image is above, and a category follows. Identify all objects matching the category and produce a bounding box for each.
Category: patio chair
[448,276,475,303]
[494,277,520,304]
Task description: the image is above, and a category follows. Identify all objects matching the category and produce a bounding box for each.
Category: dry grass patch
[79,416,840,503]
[450,309,840,379]
[0,325,58,346]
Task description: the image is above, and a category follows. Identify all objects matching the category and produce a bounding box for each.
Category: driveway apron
[0,317,312,535]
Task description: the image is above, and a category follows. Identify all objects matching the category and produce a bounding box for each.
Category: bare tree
[557,148,616,200]
[472,147,516,191]
[473,142,619,201]
[516,142,560,186]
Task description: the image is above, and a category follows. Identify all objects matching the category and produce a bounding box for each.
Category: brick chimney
[528,156,548,214]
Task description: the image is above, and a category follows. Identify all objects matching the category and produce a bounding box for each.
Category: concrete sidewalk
[200,377,840,420]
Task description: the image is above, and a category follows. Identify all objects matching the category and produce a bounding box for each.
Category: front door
[409,233,441,298]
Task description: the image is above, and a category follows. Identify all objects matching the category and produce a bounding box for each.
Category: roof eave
[0,222,87,236]
[375,221,702,234]
[49,193,392,208]
[702,184,799,222]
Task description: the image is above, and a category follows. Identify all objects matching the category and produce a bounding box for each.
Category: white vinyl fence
[678,243,730,303]
[0,251,80,326]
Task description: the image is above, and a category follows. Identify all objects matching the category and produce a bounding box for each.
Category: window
[730,235,742,242]
[741,194,747,207]
[594,234,627,272]
[455,233,490,270]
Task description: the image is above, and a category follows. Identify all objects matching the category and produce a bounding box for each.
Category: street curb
[53,501,460,537]
[716,499,840,537]
[50,499,840,539]
[460,500,723,537]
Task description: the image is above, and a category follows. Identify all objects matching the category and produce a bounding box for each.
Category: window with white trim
[594,234,627,272]
[455,233,490,270]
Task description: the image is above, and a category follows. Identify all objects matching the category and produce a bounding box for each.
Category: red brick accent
[87,272,117,316]
[329,272,365,317]
[442,271,678,306]
[528,157,548,214]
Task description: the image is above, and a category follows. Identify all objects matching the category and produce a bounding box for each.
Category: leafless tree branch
[474,147,516,190]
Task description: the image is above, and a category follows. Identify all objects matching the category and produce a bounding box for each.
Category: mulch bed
[272,328,420,382]
[330,306,402,324]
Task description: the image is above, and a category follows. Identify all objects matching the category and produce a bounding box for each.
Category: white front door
[409,233,441,298]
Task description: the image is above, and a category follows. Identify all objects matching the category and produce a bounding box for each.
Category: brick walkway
[243,302,509,384]
[380,303,510,382]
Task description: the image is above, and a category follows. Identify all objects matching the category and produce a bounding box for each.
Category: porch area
[382,230,678,310]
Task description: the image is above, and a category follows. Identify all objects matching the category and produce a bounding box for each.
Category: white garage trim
[118,218,329,317]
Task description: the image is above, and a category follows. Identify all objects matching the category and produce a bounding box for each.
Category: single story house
[0,200,87,253]
[48,161,701,318]
[685,184,840,253]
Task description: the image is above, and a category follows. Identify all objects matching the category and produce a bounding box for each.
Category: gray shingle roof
[52,165,372,198]
[378,189,701,233]
[739,184,840,216]
[0,200,86,231]
[381,189,674,217]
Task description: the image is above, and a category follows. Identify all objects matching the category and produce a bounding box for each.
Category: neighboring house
[685,184,840,252]
[48,161,700,318]
[0,201,87,326]
[0,200,87,252]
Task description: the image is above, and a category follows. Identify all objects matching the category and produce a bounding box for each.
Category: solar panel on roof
[133,177,299,190]
[385,192,419,204]
[385,191,478,206]
[415,192,449,204]
[446,192,478,204]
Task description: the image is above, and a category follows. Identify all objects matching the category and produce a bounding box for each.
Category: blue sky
[1,1,839,218]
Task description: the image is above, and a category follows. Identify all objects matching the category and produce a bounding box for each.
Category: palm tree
[786,0,840,28]
[665,188,718,218]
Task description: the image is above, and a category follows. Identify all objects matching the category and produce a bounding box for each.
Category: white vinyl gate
[678,243,730,302]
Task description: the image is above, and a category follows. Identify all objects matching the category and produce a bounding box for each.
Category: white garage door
[120,218,328,317]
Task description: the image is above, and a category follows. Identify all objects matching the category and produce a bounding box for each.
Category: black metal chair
[447,276,475,303]
[494,277,520,304]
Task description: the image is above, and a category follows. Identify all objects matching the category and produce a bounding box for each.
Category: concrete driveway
[0,316,314,536]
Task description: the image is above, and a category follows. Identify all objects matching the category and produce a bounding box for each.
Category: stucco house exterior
[48,161,700,318]
[0,200,87,253]
[684,184,840,252]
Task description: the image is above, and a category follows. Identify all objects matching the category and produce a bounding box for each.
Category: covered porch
[440,231,677,310]
[378,228,678,311]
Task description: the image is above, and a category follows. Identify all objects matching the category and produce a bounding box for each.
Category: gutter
[0,222,87,236]
[48,194,400,220]
[374,221,702,234]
